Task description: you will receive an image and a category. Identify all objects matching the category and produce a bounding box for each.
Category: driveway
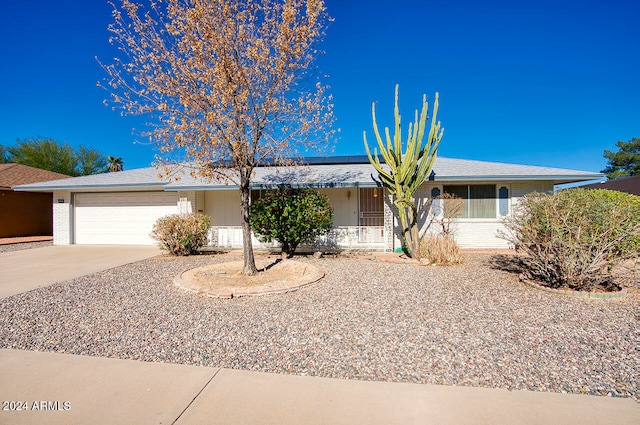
[0,245,161,299]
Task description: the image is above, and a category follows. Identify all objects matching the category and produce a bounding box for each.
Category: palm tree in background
[107,156,124,172]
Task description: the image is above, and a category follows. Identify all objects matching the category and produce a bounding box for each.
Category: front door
[359,188,384,242]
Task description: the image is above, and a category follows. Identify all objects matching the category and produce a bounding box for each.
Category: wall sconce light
[347,190,351,200]
[373,188,378,198]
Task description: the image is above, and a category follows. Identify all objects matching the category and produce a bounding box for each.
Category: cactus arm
[364,131,397,191]
[426,93,441,148]
[416,96,428,154]
[371,102,396,168]
[393,84,402,155]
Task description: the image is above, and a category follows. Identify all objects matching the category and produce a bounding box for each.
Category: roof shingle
[0,163,71,189]
[12,156,603,191]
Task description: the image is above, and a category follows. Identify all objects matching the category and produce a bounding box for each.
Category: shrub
[499,189,639,291]
[250,187,334,257]
[418,193,464,265]
[420,234,463,265]
[150,213,211,256]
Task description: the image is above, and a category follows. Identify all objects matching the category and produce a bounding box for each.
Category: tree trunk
[398,204,421,260]
[408,206,421,260]
[239,180,258,275]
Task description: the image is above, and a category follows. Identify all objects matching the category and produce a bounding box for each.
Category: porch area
[206,225,387,252]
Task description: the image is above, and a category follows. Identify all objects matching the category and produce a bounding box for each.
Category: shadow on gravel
[0,241,53,254]
[488,254,525,275]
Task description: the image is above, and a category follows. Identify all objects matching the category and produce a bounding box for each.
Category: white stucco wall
[54,181,555,249]
[195,191,205,213]
[204,188,359,228]
[317,188,358,226]
[204,190,242,226]
[386,180,555,250]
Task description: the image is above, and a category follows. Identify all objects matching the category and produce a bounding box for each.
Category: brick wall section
[383,192,394,251]
[52,191,72,245]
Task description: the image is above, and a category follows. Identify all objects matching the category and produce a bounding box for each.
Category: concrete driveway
[0,245,161,299]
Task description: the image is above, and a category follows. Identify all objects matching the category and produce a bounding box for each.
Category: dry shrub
[431,193,465,238]
[420,234,463,265]
[150,213,211,256]
[499,189,639,291]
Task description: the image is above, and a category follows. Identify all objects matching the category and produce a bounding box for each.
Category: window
[442,184,497,218]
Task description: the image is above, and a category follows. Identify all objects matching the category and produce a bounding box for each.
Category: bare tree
[99,0,335,274]
[431,193,464,238]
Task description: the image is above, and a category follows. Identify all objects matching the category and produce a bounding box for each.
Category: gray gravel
[0,253,637,400]
[0,241,53,253]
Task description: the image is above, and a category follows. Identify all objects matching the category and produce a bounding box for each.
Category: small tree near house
[250,187,334,257]
[100,0,335,275]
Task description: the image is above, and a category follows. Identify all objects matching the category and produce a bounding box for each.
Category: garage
[74,192,179,245]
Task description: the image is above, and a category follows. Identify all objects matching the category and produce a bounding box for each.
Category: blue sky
[0,0,637,174]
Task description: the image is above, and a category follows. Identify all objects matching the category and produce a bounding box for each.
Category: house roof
[13,156,603,192]
[0,163,71,190]
[577,175,640,196]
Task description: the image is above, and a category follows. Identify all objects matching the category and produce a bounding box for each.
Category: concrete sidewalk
[0,349,638,425]
[0,245,161,298]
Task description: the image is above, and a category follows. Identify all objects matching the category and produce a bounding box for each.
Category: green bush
[420,234,463,265]
[250,187,334,257]
[500,189,639,291]
[150,213,211,256]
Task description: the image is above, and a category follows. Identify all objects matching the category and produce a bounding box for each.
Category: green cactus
[364,84,444,259]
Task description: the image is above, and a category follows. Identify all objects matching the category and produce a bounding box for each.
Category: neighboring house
[577,175,640,196]
[0,164,71,238]
[13,156,602,250]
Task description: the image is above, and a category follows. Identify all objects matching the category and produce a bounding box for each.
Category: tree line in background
[0,137,123,176]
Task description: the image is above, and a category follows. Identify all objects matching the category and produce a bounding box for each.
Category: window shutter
[499,186,509,216]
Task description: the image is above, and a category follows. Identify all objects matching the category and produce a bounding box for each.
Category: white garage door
[74,192,179,245]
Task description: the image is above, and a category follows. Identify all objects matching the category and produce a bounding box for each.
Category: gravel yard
[0,241,52,253]
[1,252,637,399]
